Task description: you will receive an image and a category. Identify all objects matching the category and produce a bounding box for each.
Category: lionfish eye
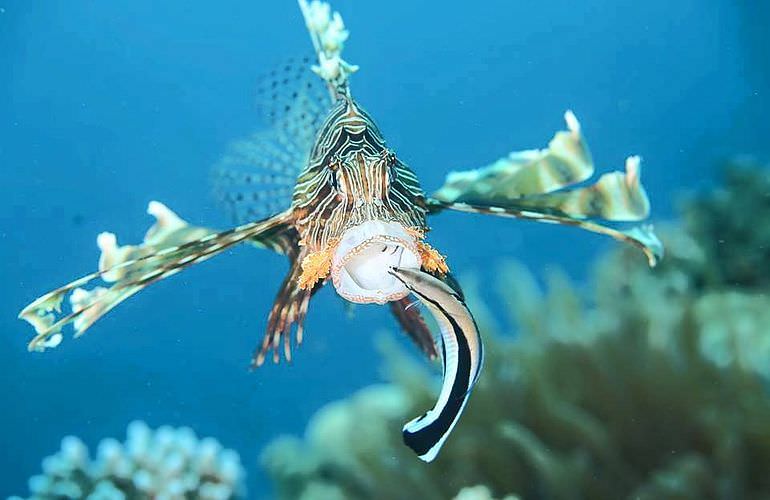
[328,156,343,191]
[388,164,398,184]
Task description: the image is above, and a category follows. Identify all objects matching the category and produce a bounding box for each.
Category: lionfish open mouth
[331,220,421,304]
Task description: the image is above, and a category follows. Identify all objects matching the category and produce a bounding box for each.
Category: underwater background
[2,0,769,498]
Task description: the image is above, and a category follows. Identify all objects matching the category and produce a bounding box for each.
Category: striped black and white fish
[17,0,662,462]
[389,267,483,462]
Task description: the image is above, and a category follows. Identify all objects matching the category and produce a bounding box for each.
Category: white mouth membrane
[331,220,421,304]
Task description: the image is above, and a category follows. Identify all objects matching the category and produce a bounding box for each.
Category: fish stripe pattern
[388,267,483,462]
[430,199,663,267]
[19,210,293,351]
[292,97,427,251]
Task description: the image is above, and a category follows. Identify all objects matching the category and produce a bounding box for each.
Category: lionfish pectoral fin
[247,222,302,258]
[431,198,663,267]
[430,110,594,212]
[252,248,322,368]
[388,267,483,463]
[18,203,293,352]
[389,298,439,360]
[429,111,662,266]
[212,55,330,225]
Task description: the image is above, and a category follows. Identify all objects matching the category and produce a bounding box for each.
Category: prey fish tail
[388,267,484,462]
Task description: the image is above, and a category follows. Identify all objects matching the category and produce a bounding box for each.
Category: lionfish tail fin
[297,0,358,98]
[19,202,291,352]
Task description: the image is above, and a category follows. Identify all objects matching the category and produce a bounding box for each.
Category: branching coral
[13,421,245,500]
[260,159,770,499]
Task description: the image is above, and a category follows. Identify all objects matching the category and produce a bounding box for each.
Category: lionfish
[18,0,662,462]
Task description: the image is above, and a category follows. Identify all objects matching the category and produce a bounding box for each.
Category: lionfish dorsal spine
[297,0,359,101]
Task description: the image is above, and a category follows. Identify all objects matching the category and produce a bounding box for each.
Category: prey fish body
[18,0,663,462]
[389,267,483,462]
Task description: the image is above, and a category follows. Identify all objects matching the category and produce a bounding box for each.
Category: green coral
[261,159,770,500]
[679,158,770,289]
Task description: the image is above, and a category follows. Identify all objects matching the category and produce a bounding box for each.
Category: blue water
[1,0,767,497]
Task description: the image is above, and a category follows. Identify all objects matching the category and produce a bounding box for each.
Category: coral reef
[12,421,245,500]
[679,158,770,289]
[260,159,770,499]
[454,485,519,500]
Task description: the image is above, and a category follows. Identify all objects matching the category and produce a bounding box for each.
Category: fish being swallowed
[388,267,483,462]
[17,0,662,461]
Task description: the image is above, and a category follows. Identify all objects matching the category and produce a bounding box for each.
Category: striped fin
[433,111,593,204]
[252,246,323,368]
[248,223,302,258]
[491,155,649,221]
[388,267,483,462]
[430,199,663,267]
[429,112,661,266]
[18,203,292,352]
[432,112,649,221]
[389,297,438,360]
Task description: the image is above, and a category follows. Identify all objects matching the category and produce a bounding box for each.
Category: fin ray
[252,246,322,367]
[19,204,292,351]
[433,111,594,204]
[431,199,663,267]
[429,112,661,265]
[390,297,438,360]
[212,56,331,223]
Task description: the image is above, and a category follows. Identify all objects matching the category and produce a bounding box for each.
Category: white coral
[15,421,245,499]
[454,485,521,500]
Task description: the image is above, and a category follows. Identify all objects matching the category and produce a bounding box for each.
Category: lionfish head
[326,149,423,304]
[293,99,442,304]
